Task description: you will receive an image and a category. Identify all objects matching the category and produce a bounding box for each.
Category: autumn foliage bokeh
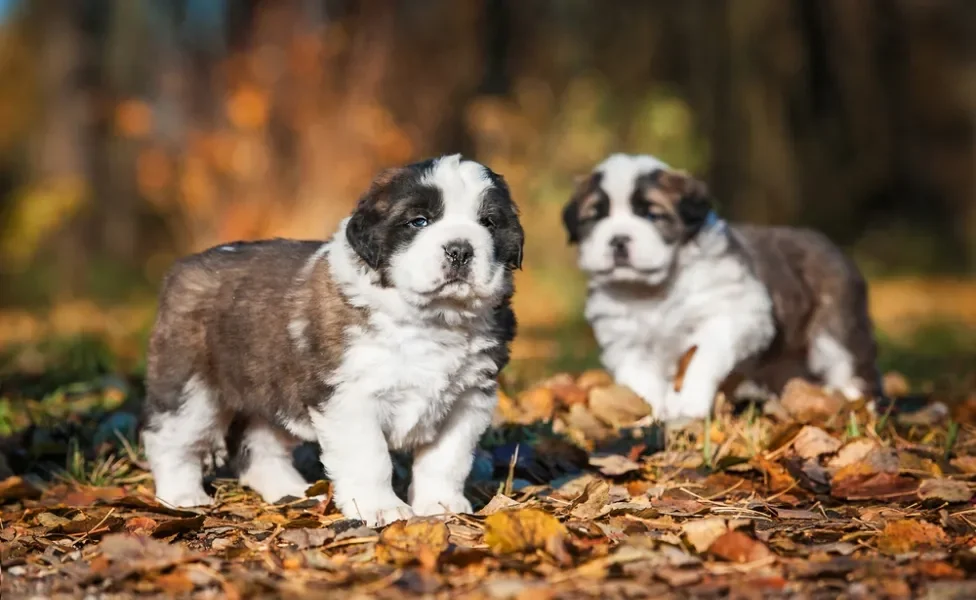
[0,0,974,364]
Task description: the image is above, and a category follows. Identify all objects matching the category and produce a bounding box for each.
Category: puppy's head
[562,153,713,286]
[346,154,523,308]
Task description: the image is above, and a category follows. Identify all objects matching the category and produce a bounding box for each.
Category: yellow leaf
[375,519,449,567]
[483,508,568,555]
[877,519,948,555]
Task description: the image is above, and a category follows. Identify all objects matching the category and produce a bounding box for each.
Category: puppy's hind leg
[234,419,311,503]
[806,292,882,402]
[143,375,224,508]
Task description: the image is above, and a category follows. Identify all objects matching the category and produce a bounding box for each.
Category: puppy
[142,155,524,526]
[562,153,882,422]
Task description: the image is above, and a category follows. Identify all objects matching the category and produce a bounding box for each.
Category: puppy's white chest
[341,320,495,449]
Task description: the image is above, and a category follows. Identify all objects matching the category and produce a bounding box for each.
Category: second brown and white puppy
[142,155,523,526]
[562,153,882,422]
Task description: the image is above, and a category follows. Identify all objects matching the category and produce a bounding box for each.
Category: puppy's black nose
[444,240,474,267]
[610,235,630,261]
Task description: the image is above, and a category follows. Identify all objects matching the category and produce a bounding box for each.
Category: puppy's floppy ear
[660,170,714,235]
[346,167,402,269]
[483,170,525,270]
[561,173,593,245]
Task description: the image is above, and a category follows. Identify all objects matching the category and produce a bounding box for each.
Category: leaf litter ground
[2,356,976,598]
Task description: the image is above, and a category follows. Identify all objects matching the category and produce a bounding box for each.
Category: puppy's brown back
[732,225,881,395]
[145,240,360,426]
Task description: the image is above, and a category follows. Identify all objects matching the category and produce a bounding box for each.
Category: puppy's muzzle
[610,235,631,266]
[443,239,474,278]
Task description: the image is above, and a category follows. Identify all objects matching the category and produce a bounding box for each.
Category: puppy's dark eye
[407,217,429,228]
[645,207,669,222]
[480,216,496,230]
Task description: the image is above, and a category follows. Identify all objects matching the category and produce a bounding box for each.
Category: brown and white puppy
[142,155,523,526]
[562,153,882,421]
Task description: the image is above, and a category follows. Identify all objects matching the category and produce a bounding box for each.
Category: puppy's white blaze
[596,153,670,214]
[219,245,237,252]
[421,154,494,218]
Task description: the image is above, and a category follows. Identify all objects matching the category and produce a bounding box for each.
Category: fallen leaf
[827,438,880,471]
[950,456,976,474]
[918,478,973,503]
[518,386,556,422]
[916,560,965,580]
[882,372,910,398]
[576,369,614,392]
[791,426,841,459]
[155,569,195,595]
[375,519,449,567]
[681,518,728,553]
[126,517,158,535]
[96,533,190,575]
[779,378,844,422]
[483,509,568,555]
[708,530,774,563]
[494,389,521,424]
[876,519,948,555]
[831,471,918,501]
[0,476,42,503]
[152,514,205,538]
[588,385,651,426]
[565,403,613,441]
[478,494,520,516]
[784,457,830,494]
[589,454,641,477]
[280,527,336,549]
[543,373,588,406]
[754,455,797,493]
[570,479,610,521]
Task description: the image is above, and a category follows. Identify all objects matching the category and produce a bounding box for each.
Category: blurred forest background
[0,0,974,378]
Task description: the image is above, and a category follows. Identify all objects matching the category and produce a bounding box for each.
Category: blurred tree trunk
[33,0,93,301]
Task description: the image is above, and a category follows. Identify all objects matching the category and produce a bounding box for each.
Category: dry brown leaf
[570,479,610,521]
[152,515,205,538]
[494,389,521,424]
[917,478,973,503]
[589,454,641,477]
[672,346,698,392]
[565,403,613,442]
[779,378,845,422]
[483,509,568,555]
[280,527,336,549]
[543,373,588,406]
[876,519,948,555]
[478,494,520,516]
[0,476,42,502]
[577,369,614,392]
[588,385,651,426]
[376,519,449,567]
[791,426,842,459]
[831,471,918,501]
[708,530,774,563]
[681,518,728,553]
[518,386,557,422]
[125,516,159,535]
[882,372,910,398]
[754,455,797,493]
[950,455,976,474]
[827,438,880,471]
[155,569,196,595]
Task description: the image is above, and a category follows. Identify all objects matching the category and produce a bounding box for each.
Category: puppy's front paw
[411,493,473,517]
[339,496,414,528]
[156,487,213,509]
